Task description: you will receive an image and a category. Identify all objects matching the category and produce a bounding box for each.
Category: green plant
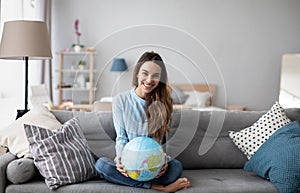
[78,60,86,69]
[78,60,86,66]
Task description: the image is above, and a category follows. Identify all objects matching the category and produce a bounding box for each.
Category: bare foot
[151,177,190,192]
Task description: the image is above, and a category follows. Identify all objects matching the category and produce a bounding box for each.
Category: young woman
[95,51,190,192]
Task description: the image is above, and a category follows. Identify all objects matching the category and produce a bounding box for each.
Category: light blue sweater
[112,89,149,158]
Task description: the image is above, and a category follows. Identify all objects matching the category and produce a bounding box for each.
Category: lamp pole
[0,20,52,119]
[16,56,29,119]
[25,56,29,111]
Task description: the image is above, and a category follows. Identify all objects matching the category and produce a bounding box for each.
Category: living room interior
[0,0,300,127]
[1,1,300,192]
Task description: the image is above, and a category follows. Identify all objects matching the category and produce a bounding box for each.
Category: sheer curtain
[36,0,53,101]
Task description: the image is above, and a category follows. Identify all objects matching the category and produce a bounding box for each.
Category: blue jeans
[95,157,183,189]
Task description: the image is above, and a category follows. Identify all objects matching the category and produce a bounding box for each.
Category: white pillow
[100,97,113,102]
[0,105,61,158]
[184,91,211,107]
[228,101,291,159]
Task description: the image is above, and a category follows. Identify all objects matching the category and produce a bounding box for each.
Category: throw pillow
[228,101,291,159]
[24,117,97,190]
[6,158,37,184]
[0,105,61,158]
[171,86,189,104]
[184,91,211,107]
[244,121,300,193]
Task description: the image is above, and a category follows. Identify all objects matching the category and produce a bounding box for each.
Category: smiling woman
[135,61,162,98]
[94,51,190,192]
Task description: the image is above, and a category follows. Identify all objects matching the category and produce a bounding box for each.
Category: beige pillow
[0,105,61,158]
[184,91,211,107]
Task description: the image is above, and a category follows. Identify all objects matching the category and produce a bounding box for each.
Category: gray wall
[52,0,300,110]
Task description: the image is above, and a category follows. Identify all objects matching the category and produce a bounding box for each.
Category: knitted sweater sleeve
[112,95,128,158]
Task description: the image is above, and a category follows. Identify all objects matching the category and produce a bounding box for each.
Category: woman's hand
[156,154,168,178]
[116,157,128,177]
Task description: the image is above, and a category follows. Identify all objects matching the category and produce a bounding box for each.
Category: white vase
[78,65,85,70]
[74,45,81,53]
[77,74,85,88]
[85,82,90,88]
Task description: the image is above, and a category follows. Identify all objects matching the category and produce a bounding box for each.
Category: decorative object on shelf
[72,19,84,52]
[0,20,52,119]
[85,47,96,52]
[78,60,86,70]
[76,73,85,88]
[58,83,72,88]
[73,45,81,53]
[85,76,90,88]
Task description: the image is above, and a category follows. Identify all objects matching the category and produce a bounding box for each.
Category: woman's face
[135,61,162,99]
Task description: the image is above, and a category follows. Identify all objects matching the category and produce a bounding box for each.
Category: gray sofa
[1,108,300,193]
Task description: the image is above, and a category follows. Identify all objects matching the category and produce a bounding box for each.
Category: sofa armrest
[0,152,17,193]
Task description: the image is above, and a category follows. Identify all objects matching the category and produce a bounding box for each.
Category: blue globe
[122,137,165,181]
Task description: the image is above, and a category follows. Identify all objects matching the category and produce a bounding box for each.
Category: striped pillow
[24,117,97,190]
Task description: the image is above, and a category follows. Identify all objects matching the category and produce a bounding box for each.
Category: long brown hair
[132,51,173,143]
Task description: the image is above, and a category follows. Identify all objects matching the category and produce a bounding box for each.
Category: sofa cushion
[244,121,300,193]
[182,169,278,193]
[5,178,162,193]
[6,158,37,184]
[228,101,291,159]
[51,110,116,160]
[5,169,278,193]
[24,117,97,190]
[0,105,61,158]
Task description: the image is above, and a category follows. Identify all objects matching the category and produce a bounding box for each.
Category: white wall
[52,0,299,110]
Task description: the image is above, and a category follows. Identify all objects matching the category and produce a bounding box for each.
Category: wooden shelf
[58,87,97,91]
[58,51,96,105]
[56,69,98,73]
[56,51,96,55]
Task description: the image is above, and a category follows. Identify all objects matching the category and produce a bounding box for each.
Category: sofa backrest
[51,108,300,169]
[51,110,116,160]
[167,108,300,169]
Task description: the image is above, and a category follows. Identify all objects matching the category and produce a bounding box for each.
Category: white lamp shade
[0,20,52,60]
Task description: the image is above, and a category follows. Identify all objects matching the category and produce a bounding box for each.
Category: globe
[122,137,165,182]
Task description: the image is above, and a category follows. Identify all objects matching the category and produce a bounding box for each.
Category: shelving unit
[57,51,96,105]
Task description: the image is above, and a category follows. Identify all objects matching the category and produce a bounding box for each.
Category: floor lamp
[111,58,128,94]
[0,20,52,119]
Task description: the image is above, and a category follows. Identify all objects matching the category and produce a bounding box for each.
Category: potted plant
[85,76,90,88]
[78,60,86,70]
[72,19,84,52]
